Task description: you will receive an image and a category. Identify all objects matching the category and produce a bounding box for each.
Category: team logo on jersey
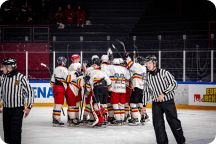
[15,80,20,85]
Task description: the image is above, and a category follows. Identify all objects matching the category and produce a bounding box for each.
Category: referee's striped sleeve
[163,71,178,94]
[21,75,34,108]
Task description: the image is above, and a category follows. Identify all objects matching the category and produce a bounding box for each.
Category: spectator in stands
[64,4,75,26]
[55,6,65,29]
[26,6,34,24]
[18,4,27,24]
[76,5,87,27]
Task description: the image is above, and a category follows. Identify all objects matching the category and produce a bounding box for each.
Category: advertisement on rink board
[30,80,216,106]
[188,84,216,106]
[30,81,54,103]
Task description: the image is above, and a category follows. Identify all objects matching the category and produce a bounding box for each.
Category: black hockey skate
[128,118,140,126]
[144,113,150,122]
[111,120,123,126]
[53,117,64,127]
[68,118,80,127]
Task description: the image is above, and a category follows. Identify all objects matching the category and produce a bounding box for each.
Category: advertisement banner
[188,84,216,106]
[30,81,54,103]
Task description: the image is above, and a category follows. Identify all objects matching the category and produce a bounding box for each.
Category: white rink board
[30,82,54,103]
[30,81,216,106]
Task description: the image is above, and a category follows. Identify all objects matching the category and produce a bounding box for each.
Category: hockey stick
[40,63,65,116]
[111,43,123,58]
[79,79,86,121]
[89,96,99,127]
[111,39,128,58]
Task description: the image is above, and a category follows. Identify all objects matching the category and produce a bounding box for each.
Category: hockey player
[100,54,112,124]
[88,58,112,126]
[51,56,72,127]
[125,54,147,125]
[108,58,130,125]
[68,54,81,72]
[119,58,132,122]
[136,56,150,124]
[66,62,83,126]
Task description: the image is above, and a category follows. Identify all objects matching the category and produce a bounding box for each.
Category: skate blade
[53,124,64,127]
[128,123,140,126]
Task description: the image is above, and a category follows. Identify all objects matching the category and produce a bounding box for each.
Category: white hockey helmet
[118,58,124,64]
[112,58,120,65]
[101,55,109,63]
[70,63,82,72]
[91,55,99,61]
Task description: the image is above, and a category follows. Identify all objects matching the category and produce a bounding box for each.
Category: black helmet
[57,56,67,65]
[136,56,146,65]
[1,58,17,69]
[92,58,101,66]
[146,55,157,62]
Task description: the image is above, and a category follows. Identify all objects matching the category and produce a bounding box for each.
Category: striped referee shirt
[145,68,177,102]
[0,70,34,108]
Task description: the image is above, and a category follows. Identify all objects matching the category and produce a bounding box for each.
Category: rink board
[29,80,216,108]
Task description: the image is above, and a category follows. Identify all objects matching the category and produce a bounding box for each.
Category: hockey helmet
[91,55,99,61]
[101,55,109,63]
[146,55,157,63]
[1,58,17,69]
[71,54,80,61]
[118,58,124,64]
[136,56,146,65]
[92,58,101,66]
[57,56,67,65]
[112,58,120,65]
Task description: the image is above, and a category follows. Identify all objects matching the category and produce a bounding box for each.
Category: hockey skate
[68,118,80,127]
[53,117,64,127]
[140,115,146,125]
[128,118,140,126]
[110,120,123,126]
[144,113,150,122]
[124,114,131,124]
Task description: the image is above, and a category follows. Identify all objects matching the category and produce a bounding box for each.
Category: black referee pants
[3,107,24,144]
[152,99,185,144]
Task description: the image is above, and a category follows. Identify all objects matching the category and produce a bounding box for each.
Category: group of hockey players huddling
[50,50,150,128]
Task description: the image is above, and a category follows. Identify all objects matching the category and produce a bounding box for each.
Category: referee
[145,55,185,144]
[0,58,34,144]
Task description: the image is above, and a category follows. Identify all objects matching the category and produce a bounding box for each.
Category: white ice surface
[0,108,216,144]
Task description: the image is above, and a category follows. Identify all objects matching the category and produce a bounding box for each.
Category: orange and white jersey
[89,68,112,89]
[126,57,146,89]
[108,65,130,93]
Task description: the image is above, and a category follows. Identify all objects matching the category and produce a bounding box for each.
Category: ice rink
[0,107,216,144]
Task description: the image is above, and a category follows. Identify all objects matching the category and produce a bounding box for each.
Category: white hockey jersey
[51,66,72,89]
[101,63,111,77]
[107,65,130,93]
[126,57,146,90]
[68,62,82,72]
[88,68,112,89]
[68,70,82,96]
